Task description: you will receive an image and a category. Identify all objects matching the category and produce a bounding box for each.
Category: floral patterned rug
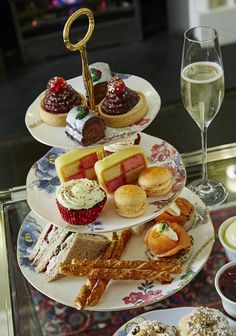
[30,204,236,336]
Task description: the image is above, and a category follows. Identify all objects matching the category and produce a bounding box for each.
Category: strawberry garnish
[48,77,68,93]
[107,76,125,94]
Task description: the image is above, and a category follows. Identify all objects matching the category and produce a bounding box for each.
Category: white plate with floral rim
[26,133,186,233]
[25,73,161,149]
[18,187,214,311]
[113,307,236,335]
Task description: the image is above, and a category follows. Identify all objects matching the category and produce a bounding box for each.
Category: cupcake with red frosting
[56,178,107,225]
[40,76,85,127]
[98,76,148,128]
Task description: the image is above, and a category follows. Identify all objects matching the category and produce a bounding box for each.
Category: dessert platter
[113,307,236,335]
[26,133,186,233]
[18,7,217,318]
[18,187,214,311]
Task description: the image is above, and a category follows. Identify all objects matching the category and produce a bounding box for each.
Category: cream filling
[153,223,178,241]
[116,201,146,215]
[104,134,138,153]
[146,178,173,193]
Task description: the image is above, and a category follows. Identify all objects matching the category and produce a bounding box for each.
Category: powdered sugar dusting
[183,307,232,335]
[128,320,177,336]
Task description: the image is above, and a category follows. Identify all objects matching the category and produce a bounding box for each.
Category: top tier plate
[25,74,161,149]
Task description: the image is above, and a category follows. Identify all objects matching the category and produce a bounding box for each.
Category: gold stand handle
[63,8,96,112]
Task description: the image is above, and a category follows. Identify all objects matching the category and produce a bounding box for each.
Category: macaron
[138,166,173,196]
[113,184,147,218]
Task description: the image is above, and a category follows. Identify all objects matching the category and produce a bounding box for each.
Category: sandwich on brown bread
[28,224,70,272]
[29,223,110,282]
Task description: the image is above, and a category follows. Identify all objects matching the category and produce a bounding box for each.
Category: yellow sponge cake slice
[94,145,147,193]
[55,147,105,183]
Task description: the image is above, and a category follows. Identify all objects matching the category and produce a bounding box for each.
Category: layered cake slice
[55,147,105,183]
[65,105,106,146]
[94,145,147,193]
[88,62,112,104]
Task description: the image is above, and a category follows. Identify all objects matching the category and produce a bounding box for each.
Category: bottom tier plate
[17,187,214,311]
[113,307,236,335]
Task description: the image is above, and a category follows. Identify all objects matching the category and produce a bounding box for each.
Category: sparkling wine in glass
[181,26,228,207]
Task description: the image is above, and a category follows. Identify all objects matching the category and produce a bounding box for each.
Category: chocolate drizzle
[42,77,81,114]
[101,77,139,115]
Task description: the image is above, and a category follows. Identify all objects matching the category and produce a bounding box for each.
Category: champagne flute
[181,26,228,207]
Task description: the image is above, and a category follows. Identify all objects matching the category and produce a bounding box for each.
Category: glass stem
[201,124,208,186]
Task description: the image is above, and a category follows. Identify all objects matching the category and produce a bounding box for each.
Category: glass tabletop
[1,144,236,335]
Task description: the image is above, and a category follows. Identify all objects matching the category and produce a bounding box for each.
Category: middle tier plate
[26,133,186,233]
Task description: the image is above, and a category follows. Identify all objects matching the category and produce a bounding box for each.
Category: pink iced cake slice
[94,145,147,193]
[55,147,105,183]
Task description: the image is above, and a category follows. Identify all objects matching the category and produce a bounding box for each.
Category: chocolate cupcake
[98,76,148,128]
[65,105,106,146]
[40,76,85,127]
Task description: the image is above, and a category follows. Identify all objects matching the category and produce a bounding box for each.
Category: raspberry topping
[48,77,68,93]
[107,76,125,94]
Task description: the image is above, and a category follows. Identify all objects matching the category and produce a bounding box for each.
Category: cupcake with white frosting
[56,178,107,225]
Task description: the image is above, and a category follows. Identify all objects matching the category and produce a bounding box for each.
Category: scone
[98,76,148,128]
[177,306,233,336]
[127,320,177,336]
[65,105,106,146]
[56,178,107,225]
[138,166,173,196]
[114,184,147,218]
[40,76,85,127]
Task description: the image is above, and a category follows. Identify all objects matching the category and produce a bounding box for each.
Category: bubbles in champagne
[181,62,224,129]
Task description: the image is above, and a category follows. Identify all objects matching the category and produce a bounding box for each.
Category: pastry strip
[74,232,118,309]
[60,265,172,282]
[87,228,130,306]
[71,258,182,273]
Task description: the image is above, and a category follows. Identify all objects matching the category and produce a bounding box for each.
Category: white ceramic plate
[26,133,186,233]
[25,74,161,149]
[18,187,214,311]
[113,307,236,335]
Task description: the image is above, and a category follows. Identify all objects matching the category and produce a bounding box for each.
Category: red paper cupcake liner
[56,197,107,225]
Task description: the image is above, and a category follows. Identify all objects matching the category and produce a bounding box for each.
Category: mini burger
[155,197,196,231]
[144,221,193,264]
